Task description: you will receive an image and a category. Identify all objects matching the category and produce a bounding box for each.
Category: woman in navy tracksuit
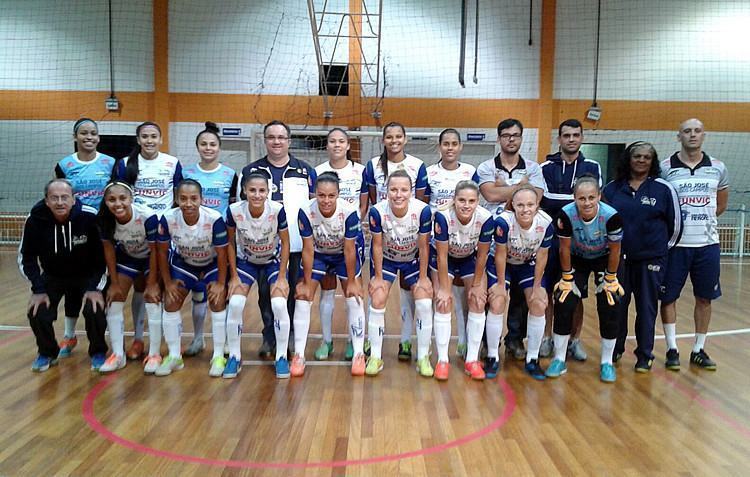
[603,142,682,372]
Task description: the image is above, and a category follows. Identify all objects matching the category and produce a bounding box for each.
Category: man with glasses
[238,120,317,359]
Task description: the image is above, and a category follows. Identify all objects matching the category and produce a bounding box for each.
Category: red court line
[82,374,517,469]
[0,330,32,348]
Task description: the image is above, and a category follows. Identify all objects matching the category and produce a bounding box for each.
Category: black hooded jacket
[18,198,105,294]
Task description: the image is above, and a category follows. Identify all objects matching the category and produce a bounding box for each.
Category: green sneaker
[314,341,334,360]
[398,341,412,361]
[343,340,354,361]
[365,357,384,376]
[154,355,184,377]
[416,356,434,377]
[209,356,227,377]
[456,343,467,361]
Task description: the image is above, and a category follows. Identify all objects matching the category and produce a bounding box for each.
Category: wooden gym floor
[0,250,748,476]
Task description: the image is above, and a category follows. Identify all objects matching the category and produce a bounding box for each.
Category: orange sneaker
[464,361,486,380]
[126,339,145,360]
[351,353,366,376]
[434,361,450,381]
[290,354,306,377]
[58,336,78,358]
[143,354,162,374]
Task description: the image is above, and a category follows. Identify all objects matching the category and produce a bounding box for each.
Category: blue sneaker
[483,357,500,379]
[90,353,106,371]
[524,359,546,380]
[275,357,290,379]
[545,359,568,378]
[223,356,242,379]
[600,363,617,383]
[31,355,58,372]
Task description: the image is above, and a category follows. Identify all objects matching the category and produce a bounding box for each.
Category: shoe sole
[665,363,681,371]
[398,355,411,362]
[600,376,616,383]
[276,373,290,378]
[690,363,717,371]
[545,369,567,378]
[99,364,126,374]
[634,367,652,373]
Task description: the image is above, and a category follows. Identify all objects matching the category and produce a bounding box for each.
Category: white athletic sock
[415,298,433,360]
[293,300,312,357]
[318,289,335,343]
[465,311,486,362]
[485,311,504,359]
[162,310,182,358]
[693,333,707,353]
[452,285,467,346]
[145,302,163,356]
[526,314,546,362]
[601,338,616,364]
[368,306,385,359]
[346,297,365,354]
[553,333,569,362]
[433,311,452,362]
[271,296,290,361]
[64,316,77,339]
[400,288,414,342]
[191,300,208,341]
[663,322,678,351]
[131,292,145,341]
[106,302,126,356]
[210,309,227,359]
[226,295,246,360]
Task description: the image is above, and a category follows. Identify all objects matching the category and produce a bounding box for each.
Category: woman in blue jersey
[54,118,117,358]
[224,171,292,379]
[312,128,367,361]
[431,180,493,381]
[548,175,624,383]
[489,185,553,380]
[95,181,163,374]
[292,172,366,377]
[155,179,228,377]
[180,122,238,358]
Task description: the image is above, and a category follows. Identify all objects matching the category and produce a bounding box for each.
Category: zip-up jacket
[540,151,602,219]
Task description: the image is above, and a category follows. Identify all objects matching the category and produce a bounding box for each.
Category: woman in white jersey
[155,180,228,377]
[431,181,494,381]
[367,170,433,377]
[292,172,367,377]
[363,122,429,362]
[488,185,553,380]
[114,122,183,361]
[95,181,163,374]
[312,128,367,361]
[224,171,292,379]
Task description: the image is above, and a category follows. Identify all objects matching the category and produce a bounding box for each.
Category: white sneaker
[154,355,184,376]
[209,356,227,377]
[143,354,162,374]
[99,354,126,373]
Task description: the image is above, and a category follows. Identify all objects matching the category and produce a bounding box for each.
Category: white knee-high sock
[526,313,546,362]
[318,289,335,343]
[107,301,126,356]
[415,298,433,360]
[271,296,290,360]
[601,338,616,364]
[145,302,163,356]
[162,310,182,358]
[346,297,365,354]
[293,300,312,357]
[466,311,486,362]
[400,288,414,342]
[368,306,385,359]
[131,292,145,341]
[191,300,208,341]
[226,295,246,360]
[485,311,504,359]
[452,285,467,346]
[211,309,227,359]
[663,322,678,351]
[64,316,78,339]
[433,311,452,362]
[553,333,569,362]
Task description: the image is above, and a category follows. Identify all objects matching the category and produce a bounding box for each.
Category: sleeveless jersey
[315,161,366,207]
[125,153,182,217]
[433,205,494,259]
[227,200,288,265]
[159,206,228,267]
[182,163,237,217]
[56,152,116,209]
[298,198,360,255]
[369,198,432,262]
[363,154,428,202]
[494,210,554,265]
[111,203,159,259]
[556,202,623,259]
[425,162,479,213]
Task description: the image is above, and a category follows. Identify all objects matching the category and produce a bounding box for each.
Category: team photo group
[19,115,728,385]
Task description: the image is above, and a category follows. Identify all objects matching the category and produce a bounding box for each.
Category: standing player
[548,176,624,383]
[660,118,729,371]
[155,180,228,377]
[54,118,115,358]
[181,122,238,358]
[367,170,433,377]
[431,181,494,380]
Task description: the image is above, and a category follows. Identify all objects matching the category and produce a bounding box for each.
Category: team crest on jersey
[67,161,74,167]
[271,183,279,194]
[640,196,656,206]
[203,223,212,230]
[535,226,544,233]
[268,214,275,222]
[411,213,417,221]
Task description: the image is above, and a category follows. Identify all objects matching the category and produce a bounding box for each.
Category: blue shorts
[371,257,421,287]
[169,256,219,297]
[661,244,721,303]
[304,251,362,282]
[487,257,547,290]
[236,258,281,286]
[428,245,476,279]
[115,250,150,279]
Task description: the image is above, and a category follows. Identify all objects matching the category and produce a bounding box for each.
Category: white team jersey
[367,154,425,202]
[496,210,553,265]
[372,198,430,262]
[163,206,223,267]
[315,161,365,207]
[130,152,180,217]
[426,162,477,213]
[437,206,493,259]
[230,200,285,264]
[113,203,155,259]
[301,198,358,255]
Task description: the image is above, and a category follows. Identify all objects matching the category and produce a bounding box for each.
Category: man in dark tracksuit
[18,179,107,372]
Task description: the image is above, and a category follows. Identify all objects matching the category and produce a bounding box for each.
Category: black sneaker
[665,348,680,371]
[613,352,623,364]
[483,357,500,379]
[398,341,412,361]
[524,359,546,380]
[634,355,653,373]
[690,349,717,370]
[258,341,274,359]
[505,339,527,361]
